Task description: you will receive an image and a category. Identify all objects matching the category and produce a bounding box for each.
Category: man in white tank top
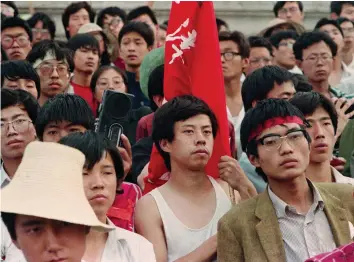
[135,95,242,262]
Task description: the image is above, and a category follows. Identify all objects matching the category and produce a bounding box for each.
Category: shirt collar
[1,162,11,189]
[268,179,325,218]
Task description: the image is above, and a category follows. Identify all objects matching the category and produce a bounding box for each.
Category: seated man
[290,91,354,185]
[135,95,241,262]
[1,60,40,99]
[1,141,112,262]
[218,98,354,262]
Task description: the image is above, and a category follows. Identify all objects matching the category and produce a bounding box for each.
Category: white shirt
[1,220,26,262]
[331,166,354,186]
[227,106,245,159]
[1,162,11,189]
[288,65,303,75]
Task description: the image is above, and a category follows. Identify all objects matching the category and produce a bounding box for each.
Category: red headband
[248,116,304,142]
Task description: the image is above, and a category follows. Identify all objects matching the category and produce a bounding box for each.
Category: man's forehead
[220,40,239,51]
[2,27,27,36]
[303,41,331,53]
[258,122,301,137]
[1,105,28,119]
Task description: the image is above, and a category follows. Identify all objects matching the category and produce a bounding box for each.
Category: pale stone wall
[15,1,332,40]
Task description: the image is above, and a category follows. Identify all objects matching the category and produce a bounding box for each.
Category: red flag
[143,1,230,194]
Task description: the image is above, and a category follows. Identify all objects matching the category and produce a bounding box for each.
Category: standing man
[330,1,354,22]
[218,98,354,262]
[62,1,95,40]
[27,40,72,106]
[27,12,56,44]
[273,1,305,24]
[1,17,32,61]
[247,36,273,75]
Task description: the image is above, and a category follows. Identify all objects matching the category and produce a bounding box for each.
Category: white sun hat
[0,141,113,232]
[78,23,103,34]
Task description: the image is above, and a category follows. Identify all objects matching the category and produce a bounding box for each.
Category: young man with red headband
[218,98,354,262]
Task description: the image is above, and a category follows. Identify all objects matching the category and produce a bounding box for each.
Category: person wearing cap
[59,131,156,261]
[78,23,111,66]
[218,98,354,262]
[259,18,305,39]
[1,141,113,262]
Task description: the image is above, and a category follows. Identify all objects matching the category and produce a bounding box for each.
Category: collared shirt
[268,181,336,262]
[101,219,156,262]
[331,166,354,186]
[1,162,11,189]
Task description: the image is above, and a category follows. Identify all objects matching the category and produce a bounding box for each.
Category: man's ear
[148,46,153,52]
[153,95,164,108]
[159,139,171,153]
[296,59,302,70]
[13,239,21,250]
[251,100,258,109]
[248,154,261,168]
[330,12,339,20]
[242,57,250,72]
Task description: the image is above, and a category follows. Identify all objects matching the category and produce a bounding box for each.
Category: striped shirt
[268,181,336,262]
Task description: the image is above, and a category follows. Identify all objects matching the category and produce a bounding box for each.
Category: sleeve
[131,137,153,184]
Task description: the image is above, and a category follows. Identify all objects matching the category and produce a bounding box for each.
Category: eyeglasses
[97,77,125,90]
[32,28,50,36]
[250,57,272,65]
[108,17,123,28]
[279,6,300,15]
[36,64,69,77]
[278,41,295,49]
[342,27,354,34]
[1,118,32,134]
[221,52,240,61]
[304,54,333,64]
[256,129,306,152]
[1,35,30,49]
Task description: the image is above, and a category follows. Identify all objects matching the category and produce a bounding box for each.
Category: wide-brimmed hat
[1,141,113,232]
[259,18,306,38]
[78,23,103,34]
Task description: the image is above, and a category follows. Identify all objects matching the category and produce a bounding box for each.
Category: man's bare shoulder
[136,191,161,221]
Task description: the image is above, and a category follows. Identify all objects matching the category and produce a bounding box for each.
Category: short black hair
[242,65,294,111]
[62,1,96,39]
[1,60,40,99]
[291,73,313,92]
[118,21,154,48]
[96,7,127,28]
[2,1,19,17]
[35,94,95,140]
[314,18,344,37]
[290,91,338,134]
[1,88,40,123]
[269,30,299,48]
[330,1,354,16]
[1,46,8,61]
[293,31,338,61]
[219,30,250,58]
[90,65,128,95]
[1,212,17,240]
[216,17,229,32]
[240,98,310,181]
[152,95,218,171]
[67,33,100,55]
[1,16,33,42]
[27,12,56,40]
[337,17,354,26]
[273,1,304,17]
[148,64,164,112]
[59,131,125,183]
[248,36,273,56]
[127,6,158,25]
[26,40,73,72]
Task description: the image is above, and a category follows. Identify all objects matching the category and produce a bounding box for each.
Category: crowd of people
[1,1,354,262]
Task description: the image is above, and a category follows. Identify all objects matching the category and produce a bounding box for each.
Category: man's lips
[85,62,95,67]
[193,149,209,155]
[314,143,328,149]
[49,83,61,88]
[7,139,23,146]
[90,194,107,201]
[128,55,137,59]
[280,158,298,167]
[10,50,22,56]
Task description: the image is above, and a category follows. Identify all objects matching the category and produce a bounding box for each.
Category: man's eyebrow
[21,220,44,227]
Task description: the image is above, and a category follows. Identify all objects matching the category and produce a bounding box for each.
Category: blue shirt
[126,71,150,109]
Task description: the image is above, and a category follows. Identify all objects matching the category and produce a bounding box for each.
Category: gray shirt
[268,181,336,262]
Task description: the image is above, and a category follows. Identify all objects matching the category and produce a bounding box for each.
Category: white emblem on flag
[166,18,197,64]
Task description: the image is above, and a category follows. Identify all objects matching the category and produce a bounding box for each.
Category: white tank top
[149,176,232,262]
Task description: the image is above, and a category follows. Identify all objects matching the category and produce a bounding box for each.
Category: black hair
[290,91,338,134]
[330,1,354,16]
[148,64,164,112]
[336,17,354,26]
[248,36,273,56]
[1,16,33,42]
[216,17,229,32]
[1,46,8,61]
[96,6,127,28]
[26,40,73,72]
[1,212,17,240]
[55,40,68,48]
[2,1,19,17]
[291,73,313,92]
[293,31,338,61]
[152,95,218,171]
[269,30,299,48]
[127,6,158,25]
[242,65,294,111]
[118,21,155,47]
[314,18,344,37]
[273,1,304,17]
[62,1,96,39]
[1,60,40,99]
[1,88,40,123]
[27,12,56,39]
[58,131,125,183]
[90,65,128,95]
[67,33,100,55]
[219,30,250,58]
[240,98,310,181]
[159,23,167,31]
[35,94,95,140]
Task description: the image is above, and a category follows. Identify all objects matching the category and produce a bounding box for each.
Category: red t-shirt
[70,81,98,117]
[136,112,154,142]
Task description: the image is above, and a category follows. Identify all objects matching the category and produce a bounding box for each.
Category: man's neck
[309,79,331,99]
[72,71,92,87]
[38,95,49,107]
[342,50,353,66]
[125,65,140,81]
[268,175,313,213]
[167,163,212,195]
[2,157,22,179]
[224,76,242,98]
[305,161,333,183]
